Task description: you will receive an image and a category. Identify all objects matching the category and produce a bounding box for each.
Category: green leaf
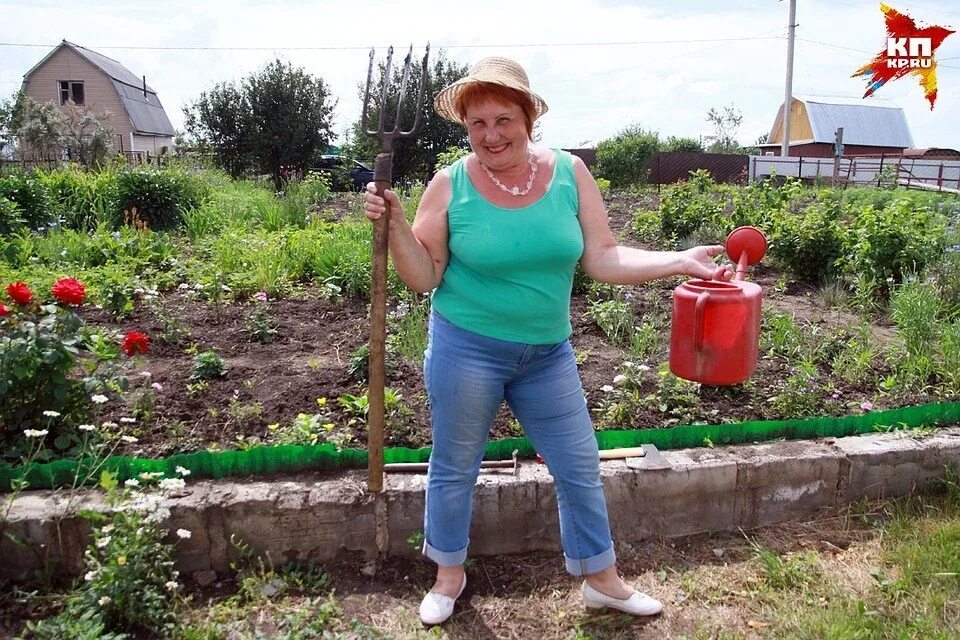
[54,434,72,450]
[99,470,118,491]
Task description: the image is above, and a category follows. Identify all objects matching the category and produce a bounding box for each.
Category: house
[758,95,913,157]
[21,40,176,158]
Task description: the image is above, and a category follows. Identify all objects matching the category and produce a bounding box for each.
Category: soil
[77,192,904,460]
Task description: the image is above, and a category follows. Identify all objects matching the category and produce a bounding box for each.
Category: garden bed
[2,172,958,467]
[71,194,916,462]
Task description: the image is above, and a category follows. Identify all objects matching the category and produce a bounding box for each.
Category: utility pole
[781,0,797,157]
[832,127,844,186]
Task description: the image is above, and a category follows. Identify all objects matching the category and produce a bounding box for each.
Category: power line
[0,36,784,52]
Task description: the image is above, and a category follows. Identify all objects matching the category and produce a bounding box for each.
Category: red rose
[6,282,33,306]
[0,302,9,317]
[51,277,87,306]
[121,331,150,356]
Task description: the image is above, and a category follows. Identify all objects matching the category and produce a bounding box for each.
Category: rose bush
[0,278,150,458]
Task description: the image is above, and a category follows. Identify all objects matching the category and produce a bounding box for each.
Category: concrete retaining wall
[2,428,959,584]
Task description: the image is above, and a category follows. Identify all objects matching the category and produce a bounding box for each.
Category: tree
[9,96,112,168]
[17,97,63,160]
[183,82,252,178]
[58,101,113,167]
[346,50,469,184]
[184,59,337,185]
[705,104,744,154]
[664,136,703,153]
[0,91,27,158]
[594,124,660,188]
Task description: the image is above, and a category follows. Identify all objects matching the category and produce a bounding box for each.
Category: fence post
[877,154,884,187]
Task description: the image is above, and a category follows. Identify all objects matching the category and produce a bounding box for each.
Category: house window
[58,80,84,105]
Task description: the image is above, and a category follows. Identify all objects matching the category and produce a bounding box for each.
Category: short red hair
[453,82,536,140]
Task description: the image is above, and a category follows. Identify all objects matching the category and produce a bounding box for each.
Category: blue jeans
[422,310,615,576]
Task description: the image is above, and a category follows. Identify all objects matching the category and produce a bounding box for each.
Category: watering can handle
[694,290,710,352]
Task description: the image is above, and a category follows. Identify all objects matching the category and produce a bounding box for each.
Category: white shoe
[581,580,663,616]
[419,574,467,625]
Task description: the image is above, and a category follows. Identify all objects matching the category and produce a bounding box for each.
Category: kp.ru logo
[852,3,954,109]
[884,36,933,69]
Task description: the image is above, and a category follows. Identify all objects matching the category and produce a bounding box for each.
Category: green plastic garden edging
[2,402,959,492]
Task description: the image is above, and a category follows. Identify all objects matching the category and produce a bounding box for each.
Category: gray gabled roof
[769,95,914,148]
[24,40,175,137]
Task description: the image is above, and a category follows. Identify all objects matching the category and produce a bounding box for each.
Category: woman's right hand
[364,182,403,222]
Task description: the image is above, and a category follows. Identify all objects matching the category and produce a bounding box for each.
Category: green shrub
[36,165,119,231]
[0,196,25,235]
[434,146,471,172]
[115,168,206,232]
[839,199,947,300]
[594,125,659,189]
[0,170,52,229]
[768,201,843,285]
[659,169,727,240]
[731,175,803,231]
[191,350,228,380]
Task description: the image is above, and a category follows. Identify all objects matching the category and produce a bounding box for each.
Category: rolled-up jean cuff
[564,545,616,576]
[423,540,469,567]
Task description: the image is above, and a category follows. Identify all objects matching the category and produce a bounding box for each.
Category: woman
[364,57,732,626]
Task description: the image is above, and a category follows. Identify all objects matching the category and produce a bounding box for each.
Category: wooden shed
[758,96,913,158]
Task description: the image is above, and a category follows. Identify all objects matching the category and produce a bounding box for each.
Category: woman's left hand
[680,245,734,281]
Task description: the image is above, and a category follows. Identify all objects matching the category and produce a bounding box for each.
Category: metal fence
[643,151,749,186]
[749,155,960,193]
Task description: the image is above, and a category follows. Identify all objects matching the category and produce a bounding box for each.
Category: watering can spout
[724,226,767,282]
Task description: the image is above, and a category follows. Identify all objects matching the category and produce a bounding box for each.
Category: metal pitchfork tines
[361,44,430,494]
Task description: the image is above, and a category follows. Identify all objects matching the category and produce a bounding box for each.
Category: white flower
[79,424,96,431]
[91,394,109,404]
[102,421,119,429]
[637,364,651,372]
[102,524,114,534]
[160,478,186,493]
[623,361,635,368]
[124,479,140,488]
[601,385,614,393]
[96,536,111,548]
[139,371,152,379]
[613,374,628,386]
[120,417,137,424]
[42,410,61,418]
[120,435,139,443]
[151,382,163,393]
[98,596,111,606]
[178,283,190,290]
[165,580,179,591]
[84,570,98,581]
[176,528,192,539]
[23,429,48,438]
[175,466,191,477]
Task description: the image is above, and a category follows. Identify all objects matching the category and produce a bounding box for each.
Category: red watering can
[669,226,767,386]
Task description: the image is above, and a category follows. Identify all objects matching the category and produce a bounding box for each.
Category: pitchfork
[361,44,430,493]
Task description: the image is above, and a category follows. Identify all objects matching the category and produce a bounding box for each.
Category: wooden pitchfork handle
[367,161,392,493]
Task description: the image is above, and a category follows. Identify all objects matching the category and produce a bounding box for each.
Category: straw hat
[434,57,549,124]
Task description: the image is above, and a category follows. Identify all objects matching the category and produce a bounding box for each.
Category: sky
[2,0,959,153]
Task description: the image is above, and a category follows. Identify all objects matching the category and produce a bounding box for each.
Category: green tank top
[432,149,583,344]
